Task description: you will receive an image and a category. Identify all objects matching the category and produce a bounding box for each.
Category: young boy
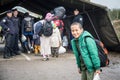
[70,22,101,80]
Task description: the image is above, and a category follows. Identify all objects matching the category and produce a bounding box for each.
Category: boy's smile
[71,25,83,38]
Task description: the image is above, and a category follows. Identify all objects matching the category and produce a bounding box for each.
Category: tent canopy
[0,0,120,51]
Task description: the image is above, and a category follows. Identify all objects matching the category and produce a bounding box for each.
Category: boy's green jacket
[71,31,100,72]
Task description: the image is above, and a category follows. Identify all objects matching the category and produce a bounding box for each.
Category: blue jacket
[0,17,15,34]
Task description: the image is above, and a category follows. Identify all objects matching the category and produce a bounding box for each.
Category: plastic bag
[58,46,66,54]
[21,35,27,42]
[93,73,101,80]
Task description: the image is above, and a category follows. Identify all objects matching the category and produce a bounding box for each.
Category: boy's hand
[95,70,101,74]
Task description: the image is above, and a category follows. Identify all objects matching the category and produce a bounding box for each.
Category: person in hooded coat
[40,12,54,61]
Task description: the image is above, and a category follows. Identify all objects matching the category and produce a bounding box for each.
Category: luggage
[53,19,64,30]
[43,20,53,37]
[24,17,33,32]
[53,6,66,19]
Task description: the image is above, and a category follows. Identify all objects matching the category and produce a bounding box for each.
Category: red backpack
[53,19,64,31]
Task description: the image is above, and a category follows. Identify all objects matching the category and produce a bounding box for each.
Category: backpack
[24,17,33,32]
[53,19,64,30]
[43,20,53,37]
[85,36,109,67]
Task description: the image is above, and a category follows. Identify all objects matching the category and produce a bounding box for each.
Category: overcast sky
[91,0,120,9]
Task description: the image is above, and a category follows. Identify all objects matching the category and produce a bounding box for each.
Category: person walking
[22,12,34,53]
[70,22,101,80]
[40,12,54,61]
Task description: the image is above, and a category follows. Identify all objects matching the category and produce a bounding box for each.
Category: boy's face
[71,25,83,38]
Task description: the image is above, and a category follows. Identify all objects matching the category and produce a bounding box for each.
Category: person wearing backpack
[40,12,54,61]
[22,12,34,53]
[71,22,101,80]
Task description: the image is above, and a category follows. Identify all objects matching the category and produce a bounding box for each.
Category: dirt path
[0,51,120,80]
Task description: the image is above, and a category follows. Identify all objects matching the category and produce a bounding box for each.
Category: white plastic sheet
[21,35,27,42]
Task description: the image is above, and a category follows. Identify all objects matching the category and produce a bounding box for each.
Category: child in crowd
[50,22,62,57]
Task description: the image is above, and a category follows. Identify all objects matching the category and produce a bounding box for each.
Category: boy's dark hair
[71,22,83,29]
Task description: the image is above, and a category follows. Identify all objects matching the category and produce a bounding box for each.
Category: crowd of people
[0,7,85,61]
[0,8,67,61]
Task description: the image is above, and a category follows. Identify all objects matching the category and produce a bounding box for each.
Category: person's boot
[56,53,59,58]
[52,53,55,57]
[3,54,10,59]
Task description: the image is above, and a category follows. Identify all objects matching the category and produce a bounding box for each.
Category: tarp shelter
[0,0,120,51]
